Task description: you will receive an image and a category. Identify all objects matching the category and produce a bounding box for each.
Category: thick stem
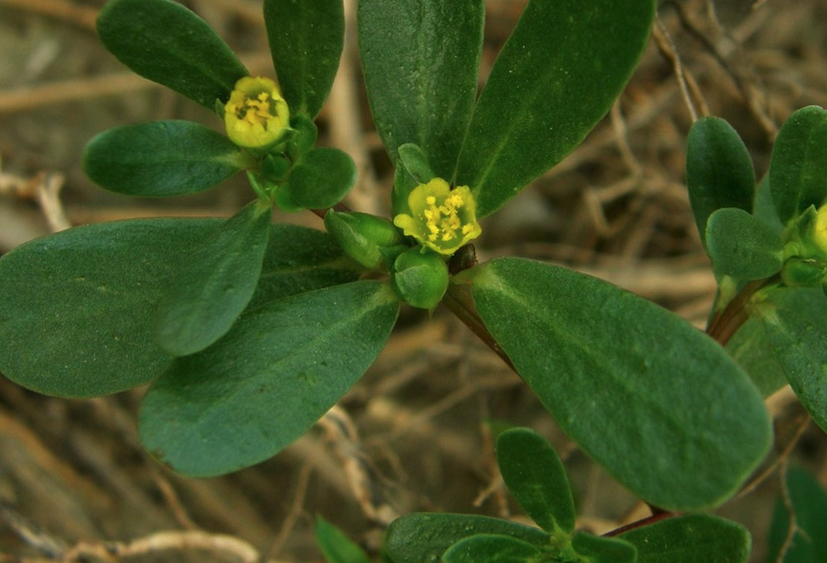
[603,509,674,537]
[706,278,775,346]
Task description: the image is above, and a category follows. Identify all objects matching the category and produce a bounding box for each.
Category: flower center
[232,91,278,130]
[422,193,475,242]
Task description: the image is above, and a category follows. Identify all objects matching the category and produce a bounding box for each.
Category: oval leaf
[456,0,655,218]
[443,535,542,563]
[385,513,549,563]
[264,0,344,119]
[138,281,399,476]
[761,288,827,434]
[315,517,371,563]
[155,201,272,356]
[571,532,636,563]
[97,0,248,108]
[705,207,784,281]
[620,514,751,563]
[83,121,250,197]
[0,218,223,397]
[769,105,827,224]
[686,117,756,247]
[767,467,827,563]
[496,428,575,533]
[463,258,772,510]
[358,0,484,180]
[286,147,356,209]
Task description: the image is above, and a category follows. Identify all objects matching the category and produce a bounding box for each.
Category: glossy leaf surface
[767,467,827,563]
[83,121,250,197]
[496,428,575,533]
[286,148,357,209]
[97,0,248,108]
[139,281,399,476]
[464,258,772,510]
[686,116,756,247]
[769,105,827,224]
[264,0,344,119]
[705,207,784,281]
[442,535,542,563]
[0,219,222,397]
[620,514,751,563]
[456,0,654,217]
[358,0,484,180]
[315,517,371,563]
[385,513,549,563]
[571,532,636,563]
[155,202,272,356]
[762,288,827,433]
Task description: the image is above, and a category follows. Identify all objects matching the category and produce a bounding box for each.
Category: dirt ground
[1,0,827,561]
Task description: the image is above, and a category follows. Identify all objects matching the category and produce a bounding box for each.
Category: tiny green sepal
[781,257,827,288]
[287,115,320,160]
[324,210,403,270]
[398,143,436,184]
[391,248,449,310]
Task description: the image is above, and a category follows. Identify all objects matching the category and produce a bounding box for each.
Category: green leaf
[496,428,575,534]
[155,201,272,356]
[442,535,542,563]
[264,0,344,119]
[138,281,399,476]
[358,0,484,180]
[769,105,827,224]
[455,0,655,218]
[767,467,827,563]
[705,207,784,281]
[571,531,636,563]
[398,143,436,184]
[315,517,371,563]
[620,514,751,563]
[385,513,549,563]
[285,148,357,209]
[686,117,756,247]
[83,120,251,197]
[761,288,827,433]
[96,0,248,109]
[461,257,772,510]
[726,318,788,397]
[0,218,223,397]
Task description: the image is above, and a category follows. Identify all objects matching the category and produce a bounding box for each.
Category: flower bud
[812,202,827,255]
[325,211,403,269]
[393,178,482,255]
[781,257,827,288]
[391,248,449,310]
[224,77,289,149]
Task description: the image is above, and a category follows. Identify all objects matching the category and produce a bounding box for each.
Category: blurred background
[1,0,827,561]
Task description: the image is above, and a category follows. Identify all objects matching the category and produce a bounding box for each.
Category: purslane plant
[2,0,825,558]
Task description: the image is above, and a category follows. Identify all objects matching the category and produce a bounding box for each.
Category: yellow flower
[224,77,289,149]
[393,178,482,255]
[814,202,827,254]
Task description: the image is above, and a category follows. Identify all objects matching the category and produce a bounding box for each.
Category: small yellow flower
[224,76,289,149]
[393,178,482,255]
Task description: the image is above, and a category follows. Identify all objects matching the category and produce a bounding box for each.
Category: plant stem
[705,278,775,346]
[602,509,674,537]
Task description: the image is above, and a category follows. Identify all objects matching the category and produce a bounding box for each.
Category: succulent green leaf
[761,288,827,434]
[385,513,549,563]
[398,143,436,185]
[442,535,543,563]
[315,517,371,563]
[571,531,636,563]
[620,514,751,563]
[96,0,248,109]
[496,428,575,533]
[726,318,788,397]
[0,219,223,397]
[264,0,344,119]
[705,207,784,281]
[155,201,272,356]
[285,148,357,209]
[138,281,399,476]
[358,0,484,180]
[462,258,772,510]
[769,105,827,224]
[686,117,756,247]
[455,0,654,218]
[83,120,251,197]
[767,467,827,563]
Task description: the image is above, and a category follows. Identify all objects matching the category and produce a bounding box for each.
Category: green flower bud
[391,248,449,310]
[781,257,827,288]
[324,211,403,269]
